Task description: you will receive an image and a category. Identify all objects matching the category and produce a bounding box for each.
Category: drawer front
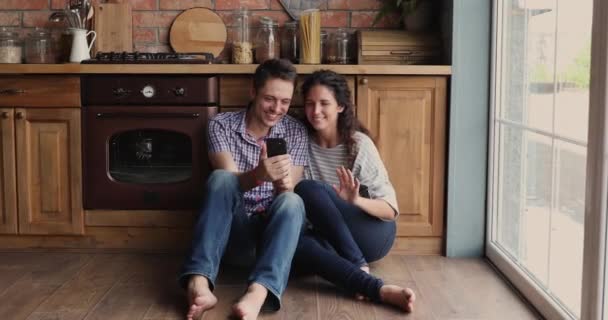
[0,76,80,107]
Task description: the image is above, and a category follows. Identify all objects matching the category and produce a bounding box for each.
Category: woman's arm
[334,166,397,220]
[353,197,396,220]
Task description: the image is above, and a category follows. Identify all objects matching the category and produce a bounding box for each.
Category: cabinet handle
[360,78,368,85]
[15,112,23,119]
[1,112,8,119]
[0,89,26,95]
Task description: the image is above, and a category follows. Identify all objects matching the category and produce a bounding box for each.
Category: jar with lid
[255,16,280,64]
[280,21,298,63]
[25,27,55,64]
[327,28,351,64]
[320,30,328,64]
[0,27,22,64]
[232,8,253,64]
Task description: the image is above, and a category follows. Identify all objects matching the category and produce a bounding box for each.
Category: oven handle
[95,112,201,119]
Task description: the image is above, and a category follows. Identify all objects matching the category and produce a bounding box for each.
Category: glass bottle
[232,8,253,64]
[255,16,279,64]
[25,27,55,64]
[320,30,328,64]
[0,27,22,64]
[280,21,298,63]
[328,28,351,64]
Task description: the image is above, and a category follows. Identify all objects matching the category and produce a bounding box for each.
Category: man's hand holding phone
[255,138,291,184]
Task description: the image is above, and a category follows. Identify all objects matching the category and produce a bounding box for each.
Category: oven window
[109,129,192,184]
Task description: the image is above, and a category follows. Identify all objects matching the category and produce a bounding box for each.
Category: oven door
[83,106,217,210]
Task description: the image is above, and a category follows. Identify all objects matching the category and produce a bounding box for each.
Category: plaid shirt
[208,110,308,215]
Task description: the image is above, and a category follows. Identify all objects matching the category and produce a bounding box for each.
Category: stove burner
[82,51,215,64]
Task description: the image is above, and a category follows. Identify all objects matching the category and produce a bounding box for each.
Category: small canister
[280,21,298,63]
[0,27,22,64]
[25,27,55,64]
[232,8,253,64]
[327,28,351,64]
[255,16,280,64]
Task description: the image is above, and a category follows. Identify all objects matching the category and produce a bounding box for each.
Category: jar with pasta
[299,9,321,64]
[232,8,253,64]
[0,27,22,64]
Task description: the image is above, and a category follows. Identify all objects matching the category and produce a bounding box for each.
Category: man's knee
[272,192,305,222]
[206,169,239,192]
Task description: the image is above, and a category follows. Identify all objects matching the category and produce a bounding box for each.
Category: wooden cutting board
[92,2,133,54]
[169,7,227,57]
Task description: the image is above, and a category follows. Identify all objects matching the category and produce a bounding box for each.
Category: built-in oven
[81,74,218,210]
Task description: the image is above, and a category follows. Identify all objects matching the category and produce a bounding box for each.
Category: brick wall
[0,0,400,54]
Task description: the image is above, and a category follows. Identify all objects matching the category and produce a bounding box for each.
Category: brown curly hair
[301,70,371,169]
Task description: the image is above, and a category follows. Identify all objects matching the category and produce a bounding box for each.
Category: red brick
[158,28,169,44]
[216,0,269,10]
[0,12,21,27]
[130,0,158,10]
[351,11,400,28]
[159,0,213,10]
[52,0,102,10]
[328,0,381,10]
[134,44,171,53]
[132,11,179,28]
[321,11,348,28]
[0,0,48,10]
[216,11,236,27]
[23,11,56,28]
[270,0,282,10]
[133,28,157,43]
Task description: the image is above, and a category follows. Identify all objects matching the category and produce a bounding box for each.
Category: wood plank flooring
[0,252,540,320]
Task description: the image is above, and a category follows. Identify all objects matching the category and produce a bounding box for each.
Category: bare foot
[379,285,415,312]
[186,275,218,320]
[231,282,268,320]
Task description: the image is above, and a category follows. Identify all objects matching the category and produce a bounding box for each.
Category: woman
[293,70,415,312]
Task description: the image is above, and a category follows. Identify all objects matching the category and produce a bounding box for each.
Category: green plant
[373,0,423,26]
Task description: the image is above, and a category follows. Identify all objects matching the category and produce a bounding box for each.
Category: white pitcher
[69,28,96,63]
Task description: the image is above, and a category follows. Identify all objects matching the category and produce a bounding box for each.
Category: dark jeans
[179,170,305,310]
[293,179,396,300]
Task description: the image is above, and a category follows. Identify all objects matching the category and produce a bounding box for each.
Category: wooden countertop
[0,64,452,75]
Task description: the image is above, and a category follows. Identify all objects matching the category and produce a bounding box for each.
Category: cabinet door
[357,76,447,238]
[16,108,83,235]
[0,109,17,234]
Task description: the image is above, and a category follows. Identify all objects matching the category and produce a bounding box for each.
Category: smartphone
[266,138,287,157]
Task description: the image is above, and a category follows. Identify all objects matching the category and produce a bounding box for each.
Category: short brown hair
[252,59,298,94]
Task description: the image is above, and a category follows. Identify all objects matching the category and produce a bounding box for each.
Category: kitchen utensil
[169,8,227,58]
[69,28,96,62]
[92,1,132,54]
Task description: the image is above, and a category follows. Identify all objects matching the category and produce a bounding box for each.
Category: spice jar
[255,16,279,64]
[232,8,253,64]
[25,28,55,64]
[280,21,298,63]
[327,28,351,64]
[0,27,22,64]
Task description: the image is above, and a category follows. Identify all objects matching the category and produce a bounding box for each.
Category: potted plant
[373,0,437,31]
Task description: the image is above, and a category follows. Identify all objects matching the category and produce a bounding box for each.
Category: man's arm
[209,151,261,192]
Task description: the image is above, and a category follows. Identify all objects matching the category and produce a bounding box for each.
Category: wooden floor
[0,252,540,320]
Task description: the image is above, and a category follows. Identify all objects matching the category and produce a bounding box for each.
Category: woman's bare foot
[231,282,268,320]
[379,285,415,312]
[186,275,218,320]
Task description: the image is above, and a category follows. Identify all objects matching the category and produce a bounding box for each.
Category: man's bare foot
[186,275,218,320]
[379,285,415,312]
[231,282,268,320]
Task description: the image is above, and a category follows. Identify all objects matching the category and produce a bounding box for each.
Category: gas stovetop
[81,52,215,64]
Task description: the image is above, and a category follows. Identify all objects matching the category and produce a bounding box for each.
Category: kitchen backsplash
[0,0,400,53]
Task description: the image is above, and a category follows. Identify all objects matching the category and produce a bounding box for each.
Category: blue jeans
[293,179,396,300]
[179,170,305,310]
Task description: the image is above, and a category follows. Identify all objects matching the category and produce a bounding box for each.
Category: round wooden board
[169,7,227,57]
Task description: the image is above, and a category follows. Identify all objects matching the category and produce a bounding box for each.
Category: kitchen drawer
[219,75,355,107]
[0,76,80,107]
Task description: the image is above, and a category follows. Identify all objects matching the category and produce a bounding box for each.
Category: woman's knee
[294,180,330,197]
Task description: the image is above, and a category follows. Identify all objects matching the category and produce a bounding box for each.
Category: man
[180,59,308,320]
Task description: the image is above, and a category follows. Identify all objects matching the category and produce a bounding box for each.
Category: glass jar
[0,27,22,64]
[280,21,298,63]
[232,8,253,64]
[320,30,328,64]
[25,27,55,64]
[255,16,280,64]
[299,9,321,64]
[327,28,351,64]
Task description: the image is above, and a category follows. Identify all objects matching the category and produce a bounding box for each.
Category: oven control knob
[141,85,156,98]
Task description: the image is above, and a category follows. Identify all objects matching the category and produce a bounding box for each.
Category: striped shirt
[306,131,399,215]
[208,110,309,215]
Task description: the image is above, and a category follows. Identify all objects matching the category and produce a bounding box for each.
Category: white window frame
[486,0,608,319]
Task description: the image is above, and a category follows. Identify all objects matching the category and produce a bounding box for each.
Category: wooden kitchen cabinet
[0,76,83,235]
[357,76,447,254]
